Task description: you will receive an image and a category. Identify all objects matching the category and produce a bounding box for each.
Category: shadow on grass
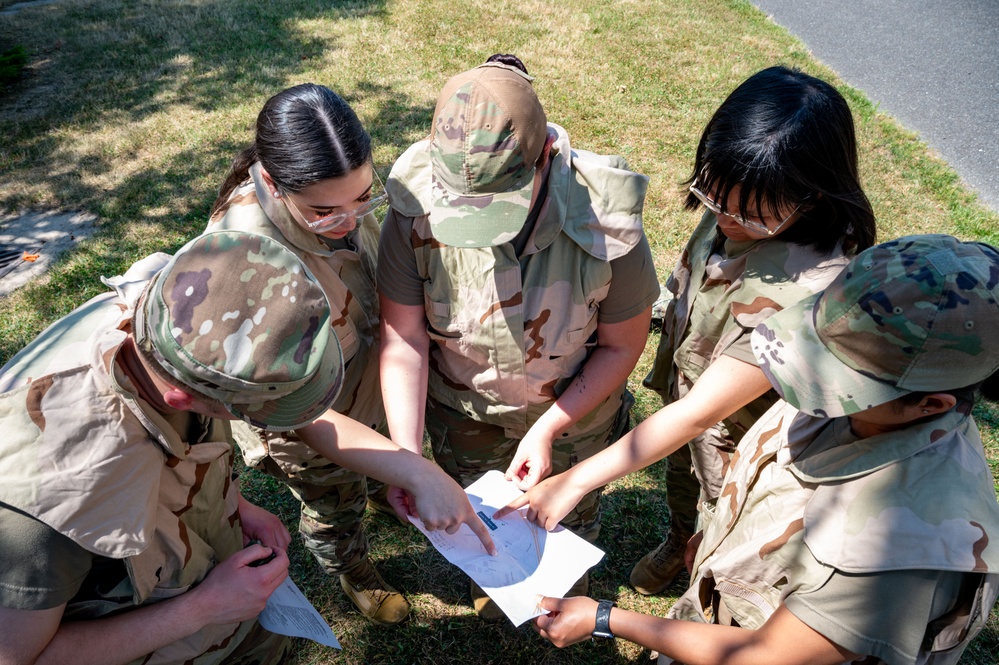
[0,0,436,363]
[239,452,681,664]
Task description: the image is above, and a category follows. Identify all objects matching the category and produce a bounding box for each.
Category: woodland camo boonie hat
[427,61,548,247]
[751,235,999,417]
[133,230,343,431]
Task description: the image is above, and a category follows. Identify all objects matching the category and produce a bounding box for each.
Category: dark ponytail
[211,84,371,216]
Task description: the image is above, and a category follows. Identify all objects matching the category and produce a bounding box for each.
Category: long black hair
[686,66,876,254]
[211,84,371,216]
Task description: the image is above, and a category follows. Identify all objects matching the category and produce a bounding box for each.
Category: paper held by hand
[409,470,605,626]
[258,576,341,649]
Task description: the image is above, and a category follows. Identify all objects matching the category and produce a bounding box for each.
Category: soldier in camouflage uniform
[0,229,496,663]
[378,55,659,615]
[629,66,878,595]
[205,83,408,625]
[528,234,999,665]
[0,230,343,665]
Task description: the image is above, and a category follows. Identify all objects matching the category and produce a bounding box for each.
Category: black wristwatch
[591,599,616,639]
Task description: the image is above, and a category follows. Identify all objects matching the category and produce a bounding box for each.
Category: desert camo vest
[0,289,259,665]
[670,400,999,663]
[644,213,850,441]
[387,124,648,438]
[208,164,383,473]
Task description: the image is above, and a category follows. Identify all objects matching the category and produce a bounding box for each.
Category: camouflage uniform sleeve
[376,207,425,306]
[598,233,660,323]
[785,564,967,664]
[0,501,94,609]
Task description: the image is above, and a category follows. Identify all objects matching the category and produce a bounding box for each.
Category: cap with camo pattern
[751,235,999,417]
[427,61,548,247]
[134,230,343,431]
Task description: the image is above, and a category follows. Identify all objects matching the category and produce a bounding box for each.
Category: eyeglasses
[689,181,807,236]
[283,168,388,234]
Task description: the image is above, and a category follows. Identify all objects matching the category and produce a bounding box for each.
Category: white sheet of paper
[258,576,341,649]
[409,470,604,626]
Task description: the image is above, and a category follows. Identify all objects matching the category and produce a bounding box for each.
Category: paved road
[752,0,999,214]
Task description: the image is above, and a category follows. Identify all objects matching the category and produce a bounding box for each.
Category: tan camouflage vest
[207,164,383,473]
[670,401,999,664]
[644,213,850,441]
[0,288,259,665]
[387,124,648,437]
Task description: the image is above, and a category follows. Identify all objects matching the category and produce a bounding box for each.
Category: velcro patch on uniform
[926,248,963,275]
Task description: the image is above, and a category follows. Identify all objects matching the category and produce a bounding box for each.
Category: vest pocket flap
[428,299,450,318]
[565,326,597,346]
[929,573,995,653]
[332,321,360,360]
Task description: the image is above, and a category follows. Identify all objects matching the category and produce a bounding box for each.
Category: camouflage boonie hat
[427,61,548,247]
[751,235,999,417]
[134,230,344,431]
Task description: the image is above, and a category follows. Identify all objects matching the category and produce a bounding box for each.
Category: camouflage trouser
[252,428,386,577]
[424,394,633,545]
[222,622,291,665]
[664,423,736,535]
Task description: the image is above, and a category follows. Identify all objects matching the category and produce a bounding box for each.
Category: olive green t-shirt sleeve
[0,502,94,610]
[720,332,758,365]
[376,209,424,306]
[598,233,661,324]
[785,566,966,665]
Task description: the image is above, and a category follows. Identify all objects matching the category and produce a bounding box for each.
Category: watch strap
[592,599,616,639]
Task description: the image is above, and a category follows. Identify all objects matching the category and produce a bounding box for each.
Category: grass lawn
[1,0,997,663]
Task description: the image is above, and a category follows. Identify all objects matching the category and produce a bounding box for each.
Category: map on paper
[409,470,605,626]
[258,577,341,649]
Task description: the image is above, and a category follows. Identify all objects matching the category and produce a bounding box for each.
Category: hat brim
[750,293,910,418]
[228,329,344,432]
[426,169,535,248]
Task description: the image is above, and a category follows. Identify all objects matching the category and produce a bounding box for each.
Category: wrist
[591,599,616,639]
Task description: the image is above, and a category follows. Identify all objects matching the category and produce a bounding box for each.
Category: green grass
[2,0,998,663]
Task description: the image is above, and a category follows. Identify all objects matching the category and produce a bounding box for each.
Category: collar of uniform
[549,123,647,261]
[107,329,232,462]
[786,407,971,483]
[716,218,766,259]
[250,162,337,258]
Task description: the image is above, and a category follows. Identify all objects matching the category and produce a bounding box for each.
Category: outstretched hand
[408,470,498,556]
[493,472,583,532]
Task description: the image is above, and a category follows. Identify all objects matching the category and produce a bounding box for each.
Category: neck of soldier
[116,336,182,415]
[528,130,557,208]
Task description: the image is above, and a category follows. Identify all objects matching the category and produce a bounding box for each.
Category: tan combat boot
[629,527,691,596]
[340,559,411,625]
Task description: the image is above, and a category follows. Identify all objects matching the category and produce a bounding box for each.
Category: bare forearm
[530,346,639,440]
[560,355,772,496]
[379,343,428,455]
[530,310,651,439]
[379,299,430,456]
[610,608,764,665]
[608,606,853,665]
[297,410,431,488]
[23,594,215,665]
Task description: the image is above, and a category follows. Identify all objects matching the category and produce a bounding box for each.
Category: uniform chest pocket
[424,298,467,342]
[330,320,360,361]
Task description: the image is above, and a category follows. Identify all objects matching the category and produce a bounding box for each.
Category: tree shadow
[0,0,436,364]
